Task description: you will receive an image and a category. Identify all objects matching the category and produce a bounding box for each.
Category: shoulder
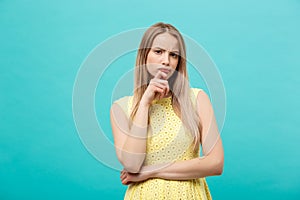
[190,87,204,96]
[189,87,209,98]
[189,88,211,108]
[191,88,213,116]
[189,87,204,106]
[111,95,133,117]
[113,95,131,105]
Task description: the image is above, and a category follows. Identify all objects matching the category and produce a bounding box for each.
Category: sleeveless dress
[114,88,212,200]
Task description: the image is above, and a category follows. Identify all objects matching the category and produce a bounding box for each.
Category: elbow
[121,158,144,173]
[211,158,224,176]
[215,164,223,176]
[118,153,145,173]
[213,158,224,176]
[122,162,143,173]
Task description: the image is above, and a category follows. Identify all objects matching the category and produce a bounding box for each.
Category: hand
[140,70,170,106]
[120,169,151,185]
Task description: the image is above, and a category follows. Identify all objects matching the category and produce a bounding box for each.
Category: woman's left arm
[121,138,223,184]
[150,138,223,179]
[121,90,224,184]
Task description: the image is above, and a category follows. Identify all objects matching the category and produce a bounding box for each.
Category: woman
[110,22,224,200]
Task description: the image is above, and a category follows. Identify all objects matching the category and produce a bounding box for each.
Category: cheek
[146,53,157,76]
[171,59,179,69]
[146,52,156,64]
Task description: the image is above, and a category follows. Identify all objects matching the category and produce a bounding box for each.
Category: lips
[158,68,171,74]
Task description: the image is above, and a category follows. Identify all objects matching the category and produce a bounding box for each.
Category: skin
[110,33,179,173]
[143,32,180,101]
[121,90,224,184]
[111,32,224,184]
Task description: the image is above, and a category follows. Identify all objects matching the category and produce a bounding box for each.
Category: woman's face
[146,32,179,79]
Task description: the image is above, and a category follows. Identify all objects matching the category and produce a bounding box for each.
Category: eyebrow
[152,46,179,54]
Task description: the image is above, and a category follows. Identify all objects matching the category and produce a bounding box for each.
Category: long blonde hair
[130,22,202,150]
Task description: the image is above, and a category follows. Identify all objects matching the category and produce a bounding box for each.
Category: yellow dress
[114,88,212,200]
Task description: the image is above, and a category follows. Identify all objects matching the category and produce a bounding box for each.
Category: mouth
[158,68,171,74]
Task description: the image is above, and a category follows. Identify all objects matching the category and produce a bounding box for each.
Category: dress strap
[114,96,132,118]
[190,88,203,108]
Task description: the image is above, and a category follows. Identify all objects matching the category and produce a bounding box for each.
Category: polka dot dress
[115,88,212,200]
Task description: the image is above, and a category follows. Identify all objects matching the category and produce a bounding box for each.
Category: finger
[157,88,164,100]
[165,83,170,96]
[123,180,130,185]
[122,177,130,185]
[156,79,169,97]
[154,70,168,80]
[150,80,167,88]
[152,78,168,85]
[150,81,167,92]
[120,172,126,179]
[120,171,125,177]
[122,178,127,185]
[149,83,165,96]
[121,172,127,179]
[151,81,169,98]
[149,79,169,99]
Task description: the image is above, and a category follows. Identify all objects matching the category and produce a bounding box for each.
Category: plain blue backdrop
[1,0,299,199]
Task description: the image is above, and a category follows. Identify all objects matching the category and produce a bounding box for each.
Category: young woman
[110,22,224,200]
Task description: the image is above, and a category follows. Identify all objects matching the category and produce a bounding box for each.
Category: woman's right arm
[110,102,149,173]
[110,70,169,173]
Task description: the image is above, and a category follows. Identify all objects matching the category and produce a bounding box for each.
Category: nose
[161,52,170,66]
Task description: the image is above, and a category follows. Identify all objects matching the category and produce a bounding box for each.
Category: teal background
[1,0,299,199]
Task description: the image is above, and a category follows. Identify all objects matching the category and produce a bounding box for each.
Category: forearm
[121,103,149,172]
[143,156,223,180]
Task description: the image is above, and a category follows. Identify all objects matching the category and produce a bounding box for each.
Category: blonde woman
[110,22,224,200]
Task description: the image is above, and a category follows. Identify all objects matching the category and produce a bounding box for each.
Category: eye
[154,50,162,54]
[170,53,178,59]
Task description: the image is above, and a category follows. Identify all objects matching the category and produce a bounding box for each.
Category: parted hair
[130,22,202,150]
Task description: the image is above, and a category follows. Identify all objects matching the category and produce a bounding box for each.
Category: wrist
[148,170,158,179]
[142,168,156,180]
[140,165,159,178]
[139,99,150,108]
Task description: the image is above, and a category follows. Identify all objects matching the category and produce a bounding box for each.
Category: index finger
[154,70,168,80]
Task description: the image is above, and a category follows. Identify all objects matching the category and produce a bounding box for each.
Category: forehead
[151,33,179,51]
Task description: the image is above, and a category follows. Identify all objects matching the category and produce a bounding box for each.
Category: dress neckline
[152,95,172,105]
